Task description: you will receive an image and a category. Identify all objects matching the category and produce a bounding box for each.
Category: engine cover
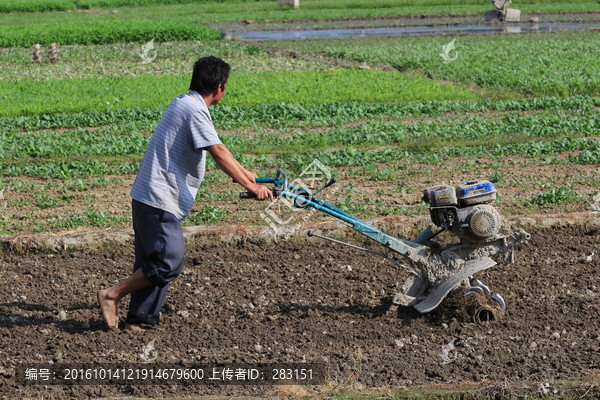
[455,204,502,241]
[423,181,502,242]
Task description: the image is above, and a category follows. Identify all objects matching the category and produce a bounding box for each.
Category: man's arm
[206,144,272,200]
[232,157,258,183]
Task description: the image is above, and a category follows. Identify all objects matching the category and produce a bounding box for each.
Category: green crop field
[0,0,598,237]
[0,70,478,117]
[269,32,600,97]
[0,0,596,19]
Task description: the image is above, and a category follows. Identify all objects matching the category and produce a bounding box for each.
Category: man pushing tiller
[98,56,272,331]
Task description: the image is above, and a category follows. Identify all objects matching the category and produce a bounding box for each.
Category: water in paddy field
[228,22,596,41]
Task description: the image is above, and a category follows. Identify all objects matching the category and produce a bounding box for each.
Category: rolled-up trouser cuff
[141,260,169,288]
[126,312,160,326]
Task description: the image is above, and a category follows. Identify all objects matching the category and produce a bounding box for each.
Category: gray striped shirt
[131,91,222,219]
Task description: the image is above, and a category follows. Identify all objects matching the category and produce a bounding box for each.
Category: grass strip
[0,70,478,117]
[0,19,220,47]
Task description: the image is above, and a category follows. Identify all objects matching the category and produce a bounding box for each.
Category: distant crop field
[1,0,597,14]
[0,0,597,25]
[269,31,600,98]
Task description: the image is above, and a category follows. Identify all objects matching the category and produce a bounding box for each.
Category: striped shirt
[130,91,222,219]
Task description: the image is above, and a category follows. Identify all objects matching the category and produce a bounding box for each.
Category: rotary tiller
[242,168,530,323]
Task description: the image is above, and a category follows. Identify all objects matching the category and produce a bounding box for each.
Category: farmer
[97,56,272,331]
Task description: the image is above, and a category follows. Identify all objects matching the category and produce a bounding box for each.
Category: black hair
[189,56,231,95]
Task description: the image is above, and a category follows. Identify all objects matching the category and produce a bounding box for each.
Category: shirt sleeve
[189,108,222,150]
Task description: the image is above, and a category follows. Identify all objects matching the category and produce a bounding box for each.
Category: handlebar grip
[239,192,257,199]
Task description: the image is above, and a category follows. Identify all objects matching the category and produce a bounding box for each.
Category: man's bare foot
[97,289,119,329]
[124,323,146,331]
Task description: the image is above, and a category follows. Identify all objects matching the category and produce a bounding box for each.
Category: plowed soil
[0,226,598,399]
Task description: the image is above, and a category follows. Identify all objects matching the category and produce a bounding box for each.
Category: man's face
[211,83,226,105]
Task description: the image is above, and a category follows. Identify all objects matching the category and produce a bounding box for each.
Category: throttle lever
[312,178,336,196]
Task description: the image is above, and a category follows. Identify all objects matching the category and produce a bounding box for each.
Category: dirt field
[0,224,598,398]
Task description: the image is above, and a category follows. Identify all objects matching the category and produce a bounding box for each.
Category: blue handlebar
[253,169,429,260]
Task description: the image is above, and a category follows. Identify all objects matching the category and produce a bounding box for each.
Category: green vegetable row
[0,20,220,47]
[2,112,596,162]
[278,138,599,171]
[223,113,598,152]
[2,133,596,178]
[5,138,599,179]
[0,0,231,13]
[0,0,76,13]
[0,160,139,179]
[2,96,596,132]
[1,128,149,159]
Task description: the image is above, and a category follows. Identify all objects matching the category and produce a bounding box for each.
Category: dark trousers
[126,200,185,326]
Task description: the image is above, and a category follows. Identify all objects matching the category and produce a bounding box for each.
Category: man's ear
[211,86,222,97]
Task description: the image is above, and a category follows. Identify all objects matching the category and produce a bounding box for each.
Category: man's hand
[250,184,273,200]
[246,170,258,183]
[206,144,272,200]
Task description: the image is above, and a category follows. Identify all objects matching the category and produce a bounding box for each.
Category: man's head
[189,56,231,102]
